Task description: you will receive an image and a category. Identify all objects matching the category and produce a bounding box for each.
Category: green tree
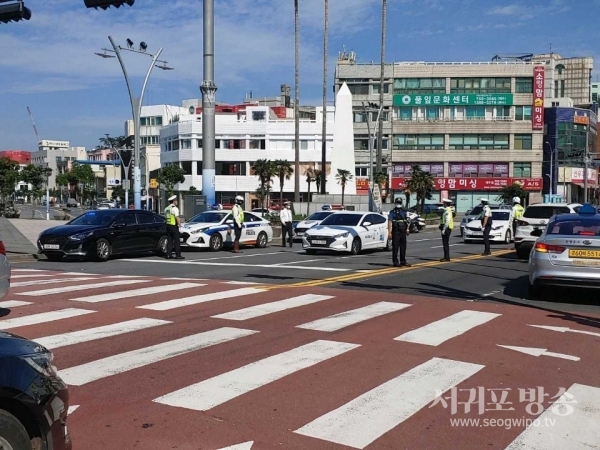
[157,164,186,196]
[373,171,388,202]
[273,159,293,207]
[97,135,128,150]
[111,185,125,201]
[335,169,353,206]
[405,165,435,214]
[72,164,96,203]
[20,164,52,205]
[496,183,527,204]
[252,159,276,210]
[305,168,316,214]
[0,157,20,214]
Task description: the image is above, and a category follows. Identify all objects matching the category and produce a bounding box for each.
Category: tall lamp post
[362,101,383,212]
[201,0,217,206]
[95,37,173,209]
[544,141,558,196]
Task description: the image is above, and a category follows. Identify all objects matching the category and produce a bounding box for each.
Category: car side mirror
[362,222,371,227]
[531,229,544,237]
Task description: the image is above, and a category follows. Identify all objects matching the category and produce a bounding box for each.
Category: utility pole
[201,0,217,206]
[584,124,589,203]
[376,0,387,174]
[320,0,328,195]
[363,102,383,212]
[294,0,301,202]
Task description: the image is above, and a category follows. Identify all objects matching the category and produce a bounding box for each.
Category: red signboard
[391,177,543,191]
[533,66,545,130]
[356,178,369,191]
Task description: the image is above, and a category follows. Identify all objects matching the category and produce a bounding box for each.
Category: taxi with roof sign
[528,203,600,298]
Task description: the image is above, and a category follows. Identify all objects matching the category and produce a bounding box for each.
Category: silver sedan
[528,204,600,298]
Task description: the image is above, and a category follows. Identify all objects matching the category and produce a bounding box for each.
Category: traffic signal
[84,0,134,10]
[0,1,31,24]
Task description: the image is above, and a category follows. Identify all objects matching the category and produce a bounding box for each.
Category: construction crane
[26,107,40,144]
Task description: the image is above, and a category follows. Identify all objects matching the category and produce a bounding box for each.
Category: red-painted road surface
[2,269,600,450]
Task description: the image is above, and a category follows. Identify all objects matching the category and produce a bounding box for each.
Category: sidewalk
[0,218,57,261]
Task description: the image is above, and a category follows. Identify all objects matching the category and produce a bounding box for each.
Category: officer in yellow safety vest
[511,196,524,238]
[231,195,245,253]
[164,195,184,259]
[440,198,454,262]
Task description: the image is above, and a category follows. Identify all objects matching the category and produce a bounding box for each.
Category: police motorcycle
[407,211,426,233]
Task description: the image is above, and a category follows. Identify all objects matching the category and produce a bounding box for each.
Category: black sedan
[0,330,72,450]
[37,209,169,262]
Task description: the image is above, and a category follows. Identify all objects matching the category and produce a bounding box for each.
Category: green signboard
[393,93,513,107]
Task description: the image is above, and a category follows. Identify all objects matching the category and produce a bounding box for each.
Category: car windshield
[547,219,600,236]
[469,206,483,215]
[189,212,228,223]
[524,206,571,219]
[307,212,333,221]
[319,213,362,227]
[69,210,121,226]
[492,212,510,221]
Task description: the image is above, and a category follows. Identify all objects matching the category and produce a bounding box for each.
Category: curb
[6,253,46,263]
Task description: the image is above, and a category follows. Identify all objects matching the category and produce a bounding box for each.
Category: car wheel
[94,238,112,262]
[209,234,223,252]
[516,248,529,260]
[45,253,63,262]
[504,230,512,244]
[157,236,169,256]
[0,409,31,450]
[350,238,361,255]
[255,231,268,248]
[305,249,317,255]
[528,282,543,299]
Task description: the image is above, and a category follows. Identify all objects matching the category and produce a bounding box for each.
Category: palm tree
[373,171,388,202]
[305,167,316,214]
[405,165,435,214]
[273,159,294,208]
[314,168,323,194]
[320,0,329,194]
[293,0,300,202]
[252,159,276,210]
[335,169,353,206]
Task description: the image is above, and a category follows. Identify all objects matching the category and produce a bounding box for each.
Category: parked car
[0,333,72,450]
[180,210,273,251]
[514,202,582,259]
[528,204,600,298]
[65,198,79,208]
[463,209,513,244]
[293,211,335,241]
[37,209,169,262]
[0,238,9,300]
[302,211,392,255]
[460,203,511,237]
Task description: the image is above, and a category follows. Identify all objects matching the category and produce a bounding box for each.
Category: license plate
[573,259,600,266]
[569,249,600,259]
[470,232,482,236]
[44,244,60,250]
[312,240,327,245]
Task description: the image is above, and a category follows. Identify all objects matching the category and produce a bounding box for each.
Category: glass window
[348,84,369,95]
[136,213,154,224]
[515,106,532,121]
[123,213,137,225]
[372,84,390,94]
[392,134,444,150]
[523,205,570,219]
[252,111,266,121]
[307,211,334,221]
[513,163,532,177]
[514,134,532,150]
[448,135,509,149]
[249,139,265,149]
[450,77,510,93]
[354,139,369,151]
[181,161,192,175]
[393,78,446,94]
[548,219,600,235]
[319,213,362,227]
[189,212,229,223]
[515,78,533,93]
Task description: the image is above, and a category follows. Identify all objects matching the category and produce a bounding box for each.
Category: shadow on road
[0,308,10,318]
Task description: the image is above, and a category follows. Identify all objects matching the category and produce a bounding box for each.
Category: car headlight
[190,228,208,235]
[18,352,58,377]
[69,231,94,240]
[492,226,503,230]
[333,232,349,239]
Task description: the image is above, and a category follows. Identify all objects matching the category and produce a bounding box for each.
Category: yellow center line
[258,249,515,290]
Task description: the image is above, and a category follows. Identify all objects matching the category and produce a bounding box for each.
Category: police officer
[481,197,492,256]
[279,200,293,248]
[387,197,411,267]
[164,195,184,259]
[440,198,454,262]
[231,195,245,253]
[511,196,524,238]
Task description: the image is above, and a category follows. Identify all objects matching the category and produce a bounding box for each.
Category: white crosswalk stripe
[137,287,266,311]
[11,274,55,279]
[212,294,334,321]
[33,318,172,349]
[153,340,360,411]
[70,282,206,303]
[58,327,259,386]
[0,300,33,308]
[11,277,98,288]
[0,308,95,330]
[294,357,485,449]
[18,279,151,297]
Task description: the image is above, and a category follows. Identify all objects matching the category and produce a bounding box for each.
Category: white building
[124,104,189,147]
[31,140,87,189]
[159,84,355,208]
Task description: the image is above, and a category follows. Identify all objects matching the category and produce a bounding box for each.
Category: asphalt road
[14,229,600,315]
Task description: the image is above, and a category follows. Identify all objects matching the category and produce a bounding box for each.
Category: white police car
[180,210,273,251]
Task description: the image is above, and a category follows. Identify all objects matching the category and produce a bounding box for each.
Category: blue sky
[0,0,598,152]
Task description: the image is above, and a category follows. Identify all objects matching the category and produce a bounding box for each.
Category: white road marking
[153,340,359,411]
[122,259,351,271]
[294,357,484,449]
[11,269,48,272]
[11,274,55,279]
[481,290,501,297]
[222,281,262,285]
[273,258,325,266]
[0,300,32,308]
[212,294,334,321]
[69,282,205,303]
[394,310,501,346]
[34,318,171,349]
[504,383,600,450]
[137,287,266,311]
[59,327,258,386]
[528,324,600,338]
[11,277,98,288]
[0,308,95,330]
[216,442,254,450]
[185,251,284,262]
[497,345,580,361]
[19,279,151,296]
[67,405,79,415]
[296,302,411,332]
[430,243,465,248]
[160,277,208,281]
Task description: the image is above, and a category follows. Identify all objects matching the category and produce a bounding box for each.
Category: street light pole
[201,0,217,206]
[545,141,557,196]
[362,102,383,212]
[584,124,589,203]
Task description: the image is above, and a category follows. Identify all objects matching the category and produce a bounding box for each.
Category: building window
[181,161,192,175]
[354,138,369,151]
[448,134,508,149]
[515,106,532,121]
[556,64,565,75]
[392,134,444,150]
[372,84,390,94]
[216,162,247,176]
[252,111,266,121]
[222,139,246,149]
[450,78,511,94]
[180,139,192,150]
[140,116,162,126]
[355,167,369,177]
[514,134,533,150]
[348,84,369,95]
[196,161,203,173]
[514,163,532,177]
[515,78,533,93]
[249,139,266,150]
[393,78,446,94]
[560,80,565,97]
[196,139,202,149]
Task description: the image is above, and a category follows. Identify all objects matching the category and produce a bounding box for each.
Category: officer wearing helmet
[164,195,184,259]
[231,195,245,253]
[511,196,524,238]
[387,197,411,267]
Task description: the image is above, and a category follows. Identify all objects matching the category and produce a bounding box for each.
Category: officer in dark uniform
[387,197,411,267]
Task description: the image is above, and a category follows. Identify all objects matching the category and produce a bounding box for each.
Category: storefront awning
[571,182,598,188]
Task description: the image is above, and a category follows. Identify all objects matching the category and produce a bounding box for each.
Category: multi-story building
[531,53,593,105]
[335,54,548,211]
[592,81,600,103]
[124,104,189,147]
[30,141,86,189]
[0,150,32,197]
[159,85,355,210]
